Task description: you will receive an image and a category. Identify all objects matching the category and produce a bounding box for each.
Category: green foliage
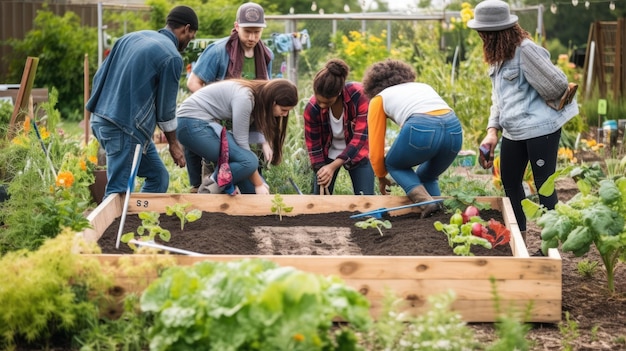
[354,217,392,236]
[121,211,171,251]
[361,290,479,350]
[270,193,293,221]
[576,259,599,278]
[5,6,97,120]
[486,277,532,351]
[433,216,493,256]
[439,172,498,213]
[140,259,371,350]
[0,230,111,349]
[0,100,12,139]
[523,166,626,292]
[558,312,580,351]
[165,202,202,230]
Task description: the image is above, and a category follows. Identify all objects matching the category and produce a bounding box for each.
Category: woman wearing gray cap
[468,0,578,249]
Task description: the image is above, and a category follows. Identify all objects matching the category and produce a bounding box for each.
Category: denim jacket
[486,39,578,141]
[86,29,182,144]
[192,37,273,83]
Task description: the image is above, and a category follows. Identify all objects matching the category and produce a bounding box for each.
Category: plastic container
[603,120,618,147]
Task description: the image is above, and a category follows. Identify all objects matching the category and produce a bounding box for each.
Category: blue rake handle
[350,199,444,219]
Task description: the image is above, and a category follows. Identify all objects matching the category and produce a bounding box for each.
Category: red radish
[462,206,480,223]
[471,222,485,236]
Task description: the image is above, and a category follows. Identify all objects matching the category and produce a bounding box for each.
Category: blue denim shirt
[86,29,182,143]
[487,40,578,141]
[192,37,273,83]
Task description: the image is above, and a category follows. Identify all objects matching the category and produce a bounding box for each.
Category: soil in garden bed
[97,209,512,256]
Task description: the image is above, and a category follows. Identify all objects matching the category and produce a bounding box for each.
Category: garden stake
[31,118,57,179]
[115,144,142,249]
[350,199,445,219]
[128,239,202,256]
[288,177,303,194]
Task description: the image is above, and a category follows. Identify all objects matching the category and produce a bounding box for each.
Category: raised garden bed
[82,193,562,323]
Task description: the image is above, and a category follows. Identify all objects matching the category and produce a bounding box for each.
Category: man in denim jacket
[86,6,198,197]
[186,2,273,92]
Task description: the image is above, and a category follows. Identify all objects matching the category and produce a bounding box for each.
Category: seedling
[121,211,171,251]
[165,202,202,230]
[270,194,293,221]
[354,217,392,236]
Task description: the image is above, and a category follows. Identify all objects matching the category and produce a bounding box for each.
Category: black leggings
[500,130,561,232]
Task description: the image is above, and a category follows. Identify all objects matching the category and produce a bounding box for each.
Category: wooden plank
[8,56,38,139]
[80,194,561,323]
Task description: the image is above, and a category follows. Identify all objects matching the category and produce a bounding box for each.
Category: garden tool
[129,239,202,256]
[115,144,142,249]
[349,199,444,219]
[288,177,303,194]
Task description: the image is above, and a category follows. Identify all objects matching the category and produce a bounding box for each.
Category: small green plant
[354,217,392,236]
[576,259,599,278]
[121,211,171,251]
[165,202,202,230]
[270,193,293,221]
[486,277,532,351]
[558,311,580,351]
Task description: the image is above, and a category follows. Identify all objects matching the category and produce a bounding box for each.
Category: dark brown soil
[98,209,511,257]
[97,177,626,350]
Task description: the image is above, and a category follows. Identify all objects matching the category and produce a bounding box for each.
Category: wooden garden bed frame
[82,193,562,323]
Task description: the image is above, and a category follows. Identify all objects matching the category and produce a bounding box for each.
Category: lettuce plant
[523,166,626,293]
[140,259,371,351]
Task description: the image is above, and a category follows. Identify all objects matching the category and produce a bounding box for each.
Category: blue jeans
[176,117,258,194]
[385,112,462,196]
[91,116,169,196]
[311,158,375,195]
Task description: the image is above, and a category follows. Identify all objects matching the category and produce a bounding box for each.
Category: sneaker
[198,176,223,194]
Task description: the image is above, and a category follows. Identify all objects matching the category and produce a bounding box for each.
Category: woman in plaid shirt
[303,59,374,195]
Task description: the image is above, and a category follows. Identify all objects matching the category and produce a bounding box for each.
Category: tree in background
[5,5,97,121]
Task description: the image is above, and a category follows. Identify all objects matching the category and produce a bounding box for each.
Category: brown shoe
[407,185,442,219]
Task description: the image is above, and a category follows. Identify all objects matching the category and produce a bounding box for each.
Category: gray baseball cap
[236,2,266,28]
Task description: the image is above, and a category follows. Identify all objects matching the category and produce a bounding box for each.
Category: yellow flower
[88,155,98,164]
[80,159,88,171]
[558,147,574,161]
[56,171,75,188]
[39,126,50,140]
[293,333,305,342]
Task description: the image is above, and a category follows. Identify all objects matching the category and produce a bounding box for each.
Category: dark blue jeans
[385,112,463,196]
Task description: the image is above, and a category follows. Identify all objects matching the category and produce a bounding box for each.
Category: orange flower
[293,333,305,342]
[23,116,31,133]
[56,171,75,188]
[88,155,98,164]
[80,159,88,171]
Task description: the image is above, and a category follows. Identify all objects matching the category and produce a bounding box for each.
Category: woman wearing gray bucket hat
[468,0,579,250]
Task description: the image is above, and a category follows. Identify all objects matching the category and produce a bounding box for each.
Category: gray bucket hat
[467,0,518,31]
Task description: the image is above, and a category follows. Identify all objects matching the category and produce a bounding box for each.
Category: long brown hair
[234,78,298,165]
[478,24,532,65]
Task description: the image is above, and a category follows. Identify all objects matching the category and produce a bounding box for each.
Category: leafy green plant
[355,217,392,236]
[576,259,599,278]
[121,211,171,251]
[523,165,626,293]
[0,229,112,349]
[486,277,532,351]
[433,213,493,256]
[140,259,371,350]
[270,193,293,221]
[164,202,202,230]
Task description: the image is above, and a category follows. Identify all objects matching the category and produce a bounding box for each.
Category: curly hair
[235,78,298,165]
[478,24,532,64]
[362,59,416,99]
[313,59,349,98]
